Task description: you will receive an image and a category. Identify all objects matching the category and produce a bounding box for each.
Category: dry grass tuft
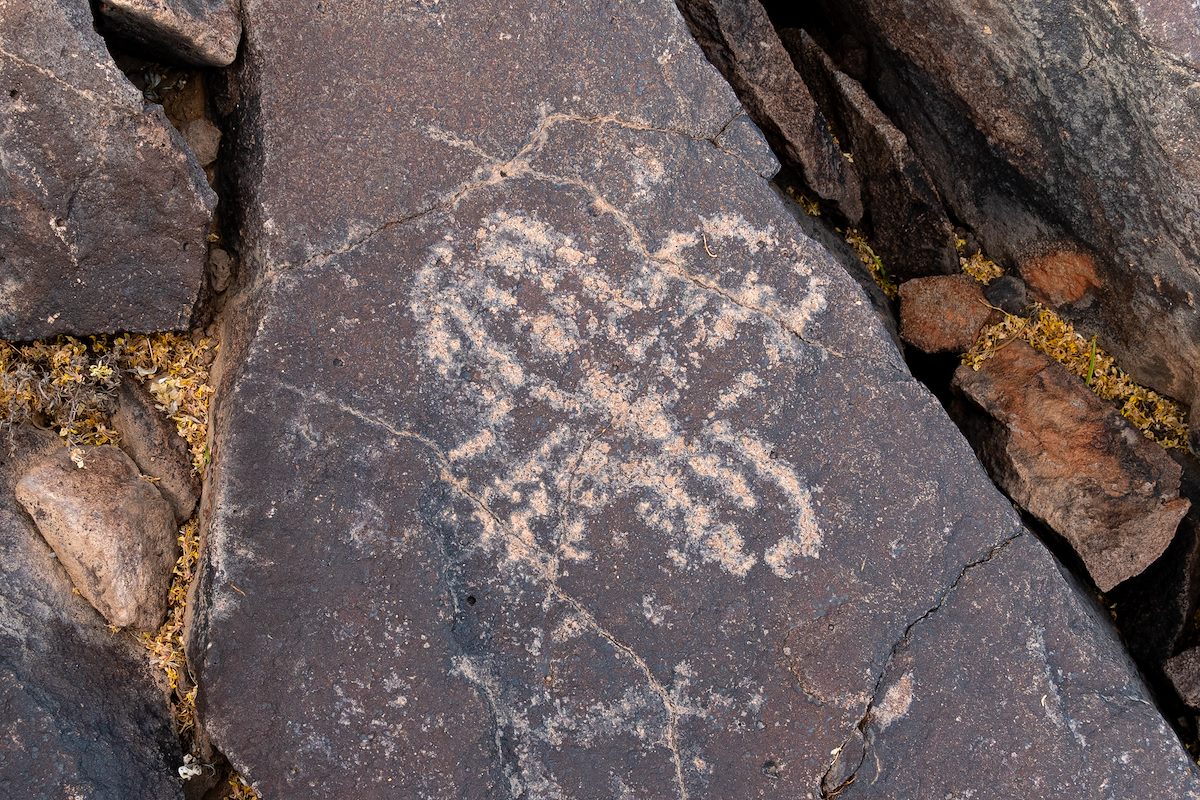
[844,228,898,299]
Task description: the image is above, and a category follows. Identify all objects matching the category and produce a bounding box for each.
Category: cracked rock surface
[0,427,182,799]
[0,0,214,340]
[189,1,1200,796]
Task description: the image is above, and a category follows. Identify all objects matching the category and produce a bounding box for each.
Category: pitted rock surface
[0,0,214,340]
[0,427,182,799]
[189,1,1200,797]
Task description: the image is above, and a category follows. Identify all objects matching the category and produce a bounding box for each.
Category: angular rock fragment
[0,0,215,341]
[678,0,863,221]
[113,379,200,521]
[189,1,1200,796]
[983,274,1030,316]
[16,445,179,631]
[899,275,993,354]
[804,0,1200,415]
[953,341,1189,591]
[780,29,958,280]
[0,427,182,799]
[1167,647,1200,711]
[97,0,242,67]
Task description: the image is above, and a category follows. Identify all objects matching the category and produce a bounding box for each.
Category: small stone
[953,341,1189,591]
[97,0,242,67]
[15,446,179,631]
[899,275,994,354]
[984,274,1029,316]
[1165,647,1200,709]
[183,118,222,167]
[112,380,200,522]
[209,246,234,293]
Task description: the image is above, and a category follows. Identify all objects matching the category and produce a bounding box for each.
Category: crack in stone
[280,383,693,800]
[819,528,1025,798]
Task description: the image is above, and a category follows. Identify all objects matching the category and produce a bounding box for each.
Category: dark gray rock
[804,0,1200,417]
[189,1,1200,797]
[953,342,1189,592]
[984,274,1030,316]
[779,29,958,280]
[826,535,1200,798]
[0,0,214,341]
[676,0,863,222]
[114,379,201,522]
[97,0,242,67]
[0,427,182,799]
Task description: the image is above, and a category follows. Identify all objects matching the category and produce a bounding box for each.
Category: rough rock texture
[677,0,862,222]
[16,445,179,631]
[1167,647,1200,710]
[114,380,201,522]
[97,0,242,67]
[898,275,993,354]
[780,28,958,280]
[189,1,1200,797]
[0,0,214,340]
[953,342,1190,591]
[1,427,182,799]
[803,0,1200,417]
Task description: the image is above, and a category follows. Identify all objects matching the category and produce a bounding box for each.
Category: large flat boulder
[0,0,214,340]
[0,427,182,799]
[802,0,1200,415]
[189,1,1200,797]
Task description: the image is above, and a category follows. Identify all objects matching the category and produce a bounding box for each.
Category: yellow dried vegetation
[1,333,215,468]
[844,228,898,299]
[962,297,1188,450]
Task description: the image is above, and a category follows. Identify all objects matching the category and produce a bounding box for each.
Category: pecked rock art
[189,1,1200,797]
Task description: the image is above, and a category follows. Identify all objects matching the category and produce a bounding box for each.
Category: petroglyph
[410,207,825,578]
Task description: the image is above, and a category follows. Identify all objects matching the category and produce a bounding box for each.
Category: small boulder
[183,118,222,167]
[984,274,1030,316]
[1166,647,1200,710]
[15,446,179,631]
[953,342,1189,591]
[112,380,200,522]
[899,275,994,354]
[96,0,242,67]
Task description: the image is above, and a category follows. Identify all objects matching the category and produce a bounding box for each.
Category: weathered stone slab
[678,0,862,222]
[190,1,1200,797]
[954,342,1189,592]
[17,444,179,631]
[97,0,242,67]
[803,0,1200,419]
[780,28,958,280]
[0,0,214,340]
[0,427,182,799]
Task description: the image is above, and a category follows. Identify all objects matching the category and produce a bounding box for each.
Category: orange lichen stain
[1021,249,1101,305]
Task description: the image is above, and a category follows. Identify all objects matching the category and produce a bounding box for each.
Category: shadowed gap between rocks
[676,0,1200,758]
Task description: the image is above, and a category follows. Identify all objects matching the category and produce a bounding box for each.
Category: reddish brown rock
[112,379,200,522]
[15,445,179,631]
[1021,249,1103,307]
[899,275,993,354]
[781,28,958,280]
[953,342,1189,591]
[678,0,862,222]
[1166,647,1200,710]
